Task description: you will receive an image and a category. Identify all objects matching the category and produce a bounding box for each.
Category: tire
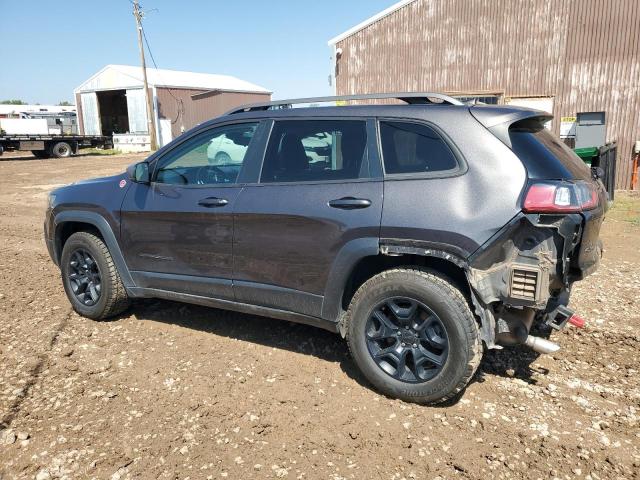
[51,141,72,158]
[60,232,130,320]
[32,150,50,159]
[345,268,482,404]
[213,151,231,165]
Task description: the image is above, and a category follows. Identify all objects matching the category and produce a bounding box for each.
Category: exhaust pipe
[525,335,560,354]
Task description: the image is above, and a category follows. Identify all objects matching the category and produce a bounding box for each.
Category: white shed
[74,64,271,149]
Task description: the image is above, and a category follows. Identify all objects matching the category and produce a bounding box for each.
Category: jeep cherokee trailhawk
[45,93,605,404]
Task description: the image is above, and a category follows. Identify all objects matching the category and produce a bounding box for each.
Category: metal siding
[126,88,148,133]
[335,0,640,189]
[80,92,100,136]
[75,93,84,136]
[156,88,271,139]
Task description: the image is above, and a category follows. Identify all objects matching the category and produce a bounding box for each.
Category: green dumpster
[574,146,598,167]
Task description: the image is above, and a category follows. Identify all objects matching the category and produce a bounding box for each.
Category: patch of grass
[608,191,640,226]
[80,148,122,156]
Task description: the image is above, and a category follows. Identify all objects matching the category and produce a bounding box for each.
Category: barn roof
[328,0,416,46]
[74,64,271,94]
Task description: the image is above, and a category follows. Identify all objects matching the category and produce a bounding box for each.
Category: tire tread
[64,232,130,319]
[344,267,482,404]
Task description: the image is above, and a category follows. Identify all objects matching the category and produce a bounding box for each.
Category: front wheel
[345,268,482,404]
[60,232,130,319]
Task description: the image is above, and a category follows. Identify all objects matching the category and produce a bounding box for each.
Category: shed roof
[328,0,416,46]
[74,64,271,94]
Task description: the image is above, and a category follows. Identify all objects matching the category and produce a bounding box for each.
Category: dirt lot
[0,152,638,480]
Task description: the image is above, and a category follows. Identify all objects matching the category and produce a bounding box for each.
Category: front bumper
[43,208,58,266]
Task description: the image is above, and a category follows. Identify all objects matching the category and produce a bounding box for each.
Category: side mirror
[126,161,150,184]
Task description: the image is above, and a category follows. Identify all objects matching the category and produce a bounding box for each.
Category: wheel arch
[53,211,135,288]
[322,239,473,330]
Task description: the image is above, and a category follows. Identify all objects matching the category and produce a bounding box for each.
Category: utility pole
[133,0,158,150]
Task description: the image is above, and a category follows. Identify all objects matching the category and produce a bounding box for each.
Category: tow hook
[525,335,561,354]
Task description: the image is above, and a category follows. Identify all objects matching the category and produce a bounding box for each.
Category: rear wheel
[60,232,130,319]
[51,141,72,158]
[345,268,482,404]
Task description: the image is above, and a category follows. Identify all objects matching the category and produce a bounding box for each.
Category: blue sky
[0,0,395,104]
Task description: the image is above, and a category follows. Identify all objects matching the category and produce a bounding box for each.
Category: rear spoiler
[470,106,553,148]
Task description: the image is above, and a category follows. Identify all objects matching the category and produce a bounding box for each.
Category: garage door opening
[96,90,129,136]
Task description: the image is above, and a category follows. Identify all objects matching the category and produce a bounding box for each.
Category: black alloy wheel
[67,248,102,306]
[365,297,449,383]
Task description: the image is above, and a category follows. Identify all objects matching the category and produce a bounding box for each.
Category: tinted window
[155,123,258,185]
[261,120,368,183]
[509,123,592,180]
[380,121,458,175]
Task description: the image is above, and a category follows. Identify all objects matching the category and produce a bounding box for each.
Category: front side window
[380,121,458,175]
[155,122,258,185]
[261,120,368,183]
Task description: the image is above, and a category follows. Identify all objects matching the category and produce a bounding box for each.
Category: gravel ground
[0,152,638,480]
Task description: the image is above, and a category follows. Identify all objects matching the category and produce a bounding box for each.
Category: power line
[140,23,184,128]
[132,0,158,149]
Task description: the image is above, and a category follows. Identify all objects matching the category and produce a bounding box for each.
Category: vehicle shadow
[475,323,553,386]
[125,299,553,404]
[126,298,364,378]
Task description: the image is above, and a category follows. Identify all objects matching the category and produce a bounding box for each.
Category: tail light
[523,181,599,213]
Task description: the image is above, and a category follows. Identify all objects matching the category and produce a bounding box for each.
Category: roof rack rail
[225,92,464,115]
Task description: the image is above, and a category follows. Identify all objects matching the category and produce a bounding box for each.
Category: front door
[233,119,383,317]
[120,121,260,300]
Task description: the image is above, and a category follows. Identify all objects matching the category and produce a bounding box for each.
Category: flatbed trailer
[0,134,113,158]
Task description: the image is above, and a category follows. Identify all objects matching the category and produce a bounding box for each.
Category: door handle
[328,197,372,210]
[198,197,228,208]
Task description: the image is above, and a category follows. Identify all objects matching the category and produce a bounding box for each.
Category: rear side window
[261,120,368,183]
[509,122,592,180]
[380,121,458,175]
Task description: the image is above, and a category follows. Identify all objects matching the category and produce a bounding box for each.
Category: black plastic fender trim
[321,237,380,321]
[53,210,135,288]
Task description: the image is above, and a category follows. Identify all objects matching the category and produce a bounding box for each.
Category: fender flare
[53,210,135,288]
[321,237,380,321]
[320,237,473,322]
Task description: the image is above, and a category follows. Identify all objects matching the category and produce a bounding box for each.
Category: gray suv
[44,93,605,404]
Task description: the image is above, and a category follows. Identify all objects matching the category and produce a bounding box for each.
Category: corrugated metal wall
[335,0,640,189]
[156,88,271,139]
[126,88,148,133]
[75,93,85,135]
[79,92,101,136]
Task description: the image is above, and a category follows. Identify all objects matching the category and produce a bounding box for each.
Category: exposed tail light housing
[523,181,599,213]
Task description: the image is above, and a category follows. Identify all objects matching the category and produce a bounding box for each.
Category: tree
[58,101,73,106]
[1,99,27,105]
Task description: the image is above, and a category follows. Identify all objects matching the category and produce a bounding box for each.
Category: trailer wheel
[32,150,51,159]
[51,142,72,158]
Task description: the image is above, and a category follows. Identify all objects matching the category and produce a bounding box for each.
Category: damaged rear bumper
[465,211,602,350]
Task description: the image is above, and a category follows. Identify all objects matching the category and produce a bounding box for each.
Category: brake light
[523,181,599,213]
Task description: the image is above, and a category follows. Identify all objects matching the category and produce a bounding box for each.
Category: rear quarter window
[379,121,459,176]
[509,123,592,181]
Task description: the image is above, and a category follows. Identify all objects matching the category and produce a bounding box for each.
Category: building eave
[327,0,416,46]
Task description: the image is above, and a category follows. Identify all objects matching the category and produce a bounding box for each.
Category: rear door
[232,118,383,318]
[120,121,262,300]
